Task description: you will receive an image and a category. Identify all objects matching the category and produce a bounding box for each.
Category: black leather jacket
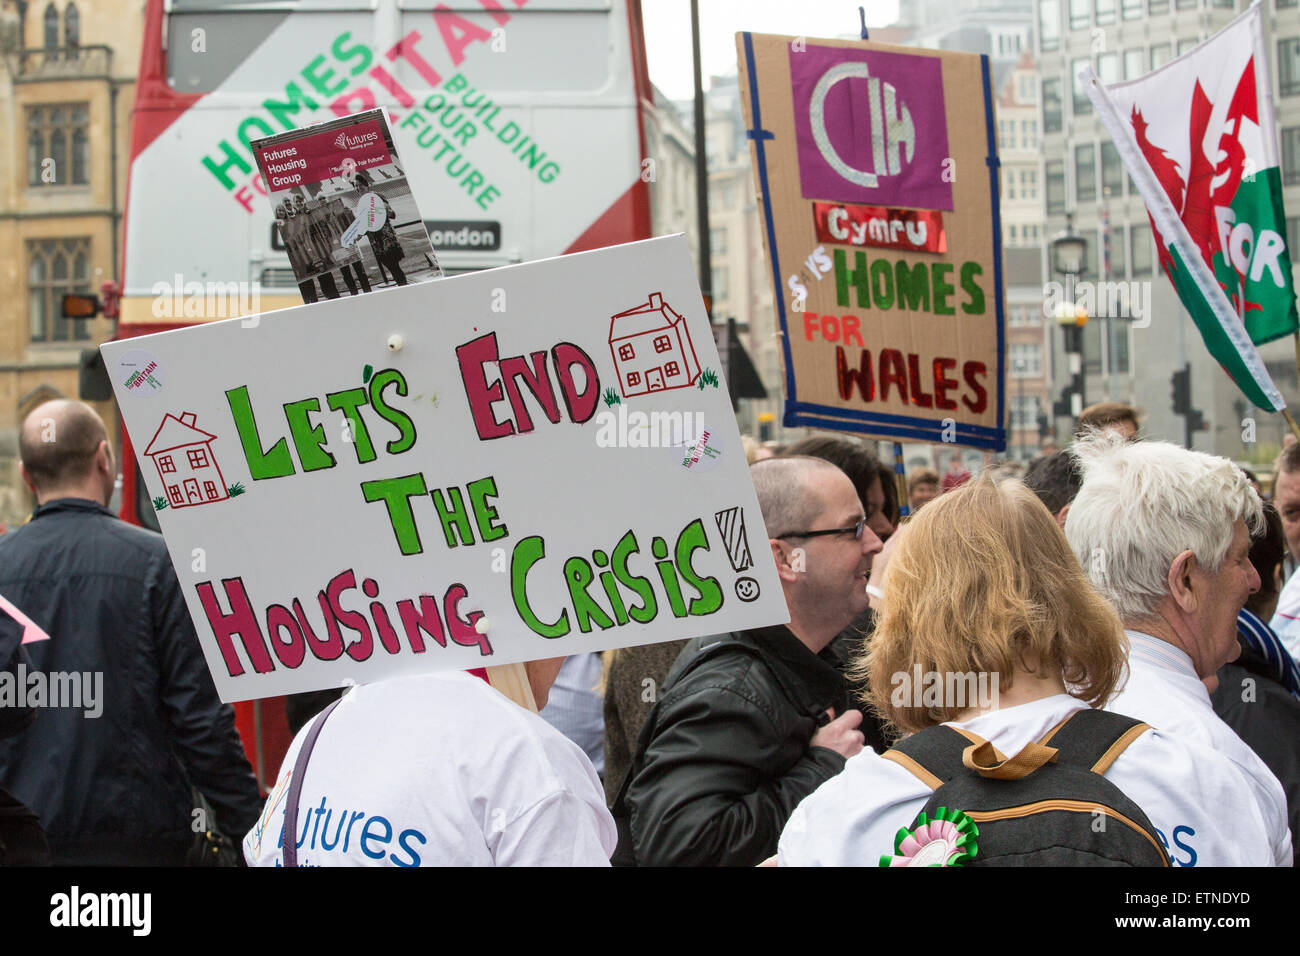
[622,624,884,867]
[0,499,262,864]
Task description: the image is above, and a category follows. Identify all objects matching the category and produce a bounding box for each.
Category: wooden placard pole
[486,662,538,713]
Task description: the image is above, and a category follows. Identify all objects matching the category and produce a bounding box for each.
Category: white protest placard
[103,236,787,702]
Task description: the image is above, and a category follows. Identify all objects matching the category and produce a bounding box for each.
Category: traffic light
[1171,366,1191,415]
[1170,364,1207,444]
[62,281,120,321]
[1061,324,1083,354]
[1037,413,1051,440]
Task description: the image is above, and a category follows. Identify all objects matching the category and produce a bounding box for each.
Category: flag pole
[892,442,909,521]
[1282,407,1300,445]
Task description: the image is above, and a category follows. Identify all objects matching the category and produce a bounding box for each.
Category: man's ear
[1167,549,1198,612]
[770,538,801,584]
[1055,502,1071,529]
[19,465,36,495]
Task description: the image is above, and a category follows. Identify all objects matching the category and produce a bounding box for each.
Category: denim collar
[31,497,114,520]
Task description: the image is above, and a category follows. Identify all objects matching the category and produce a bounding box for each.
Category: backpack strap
[889,729,1058,783]
[884,708,1150,789]
[948,726,1009,762]
[885,726,987,789]
[960,738,1058,780]
[1033,708,1152,775]
[889,723,1062,786]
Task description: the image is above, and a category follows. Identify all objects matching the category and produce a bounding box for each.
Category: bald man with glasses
[613,457,888,866]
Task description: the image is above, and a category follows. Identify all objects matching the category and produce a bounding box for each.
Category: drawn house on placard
[608,292,702,397]
[143,413,229,509]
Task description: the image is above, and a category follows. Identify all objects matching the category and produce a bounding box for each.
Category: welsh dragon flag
[1084,2,1297,411]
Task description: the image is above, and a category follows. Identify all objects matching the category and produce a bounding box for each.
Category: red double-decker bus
[113,0,653,789]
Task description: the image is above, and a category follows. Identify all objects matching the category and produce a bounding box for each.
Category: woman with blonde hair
[777,477,1263,866]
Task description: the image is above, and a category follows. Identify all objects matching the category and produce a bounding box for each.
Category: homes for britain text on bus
[119,0,652,326]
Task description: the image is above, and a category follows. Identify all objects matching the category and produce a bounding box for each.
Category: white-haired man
[1066,431,1291,866]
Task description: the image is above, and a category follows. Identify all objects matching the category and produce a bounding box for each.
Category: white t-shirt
[778,693,1284,867]
[1105,631,1291,867]
[244,671,617,867]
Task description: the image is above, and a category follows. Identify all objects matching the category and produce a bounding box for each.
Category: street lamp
[1051,216,1086,278]
[1050,213,1088,419]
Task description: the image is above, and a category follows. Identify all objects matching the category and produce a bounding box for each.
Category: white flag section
[103,236,787,702]
[1082,2,1293,412]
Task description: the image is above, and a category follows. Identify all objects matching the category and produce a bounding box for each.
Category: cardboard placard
[737,33,1006,450]
[103,236,787,702]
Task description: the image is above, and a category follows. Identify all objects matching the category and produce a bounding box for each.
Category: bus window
[396,0,614,92]
[167,2,372,94]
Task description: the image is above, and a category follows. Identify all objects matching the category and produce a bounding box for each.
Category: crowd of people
[0,397,1296,867]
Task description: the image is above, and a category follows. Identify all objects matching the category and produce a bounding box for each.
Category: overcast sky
[642,0,902,100]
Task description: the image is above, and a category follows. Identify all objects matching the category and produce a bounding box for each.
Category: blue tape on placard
[981,52,1007,453]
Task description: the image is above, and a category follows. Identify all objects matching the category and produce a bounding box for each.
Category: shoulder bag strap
[282,696,344,868]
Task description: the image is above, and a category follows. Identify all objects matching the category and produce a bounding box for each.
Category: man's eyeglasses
[777,518,866,541]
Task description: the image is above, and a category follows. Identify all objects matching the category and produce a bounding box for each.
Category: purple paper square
[790,44,953,211]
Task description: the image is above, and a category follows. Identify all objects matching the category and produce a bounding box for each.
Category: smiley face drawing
[734,576,761,602]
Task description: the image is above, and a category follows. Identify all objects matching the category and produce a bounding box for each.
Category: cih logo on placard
[333,129,380,151]
[791,45,954,211]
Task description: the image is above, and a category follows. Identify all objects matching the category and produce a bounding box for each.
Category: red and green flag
[1085,3,1297,411]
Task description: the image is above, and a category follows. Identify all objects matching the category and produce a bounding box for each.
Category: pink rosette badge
[879,807,978,867]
